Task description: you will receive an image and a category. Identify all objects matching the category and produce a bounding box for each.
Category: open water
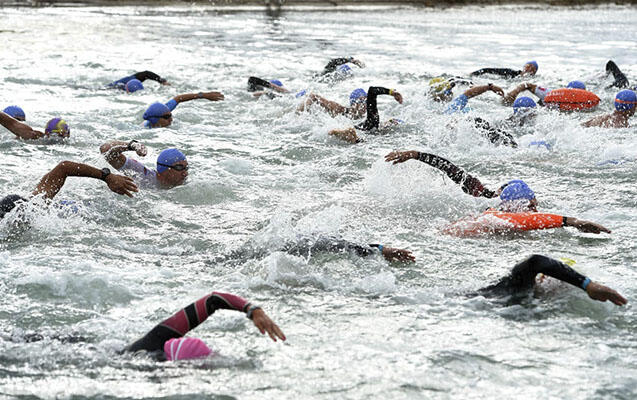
[0,3,636,399]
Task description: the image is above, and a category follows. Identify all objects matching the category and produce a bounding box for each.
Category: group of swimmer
[0,56,632,362]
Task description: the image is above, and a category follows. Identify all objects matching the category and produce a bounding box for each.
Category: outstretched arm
[321,57,364,75]
[134,70,169,85]
[288,237,415,262]
[125,292,286,354]
[563,217,611,234]
[247,77,289,94]
[355,86,402,131]
[0,111,45,140]
[299,93,349,117]
[99,140,147,169]
[470,68,520,78]
[464,84,504,99]
[32,161,138,199]
[173,91,225,104]
[385,151,498,198]
[503,83,538,106]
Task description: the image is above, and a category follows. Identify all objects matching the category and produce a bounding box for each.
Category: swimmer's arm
[322,57,354,74]
[100,140,147,170]
[605,60,629,89]
[173,91,225,103]
[369,244,415,262]
[32,161,138,199]
[247,77,289,93]
[563,217,611,234]
[582,115,610,128]
[328,127,360,144]
[134,70,168,85]
[503,83,537,106]
[304,93,348,116]
[0,112,45,140]
[470,68,519,78]
[355,87,402,131]
[464,84,504,99]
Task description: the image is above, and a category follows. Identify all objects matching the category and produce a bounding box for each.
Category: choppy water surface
[1,3,636,399]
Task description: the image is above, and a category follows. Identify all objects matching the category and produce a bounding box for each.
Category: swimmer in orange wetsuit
[384,150,611,235]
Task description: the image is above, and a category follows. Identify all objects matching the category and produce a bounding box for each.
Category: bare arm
[503,83,537,106]
[0,111,45,140]
[99,140,147,170]
[464,84,504,99]
[301,93,349,116]
[173,91,225,104]
[564,217,611,234]
[32,161,138,199]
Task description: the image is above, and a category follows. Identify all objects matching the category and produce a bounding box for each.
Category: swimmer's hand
[382,247,416,263]
[565,217,611,234]
[385,150,419,164]
[202,91,225,101]
[251,308,286,342]
[392,91,403,104]
[489,85,504,97]
[129,141,147,157]
[105,174,139,198]
[586,282,627,306]
[351,58,365,68]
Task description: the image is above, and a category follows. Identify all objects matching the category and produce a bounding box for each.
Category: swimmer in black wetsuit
[479,254,627,306]
[328,86,403,144]
[605,60,630,89]
[108,70,169,91]
[247,77,290,99]
[470,61,538,79]
[318,57,365,77]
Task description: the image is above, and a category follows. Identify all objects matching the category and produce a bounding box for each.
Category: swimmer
[247,77,290,99]
[100,140,188,189]
[297,88,367,119]
[328,86,403,144]
[315,57,365,82]
[0,161,137,220]
[582,89,636,128]
[427,76,473,103]
[1,111,70,140]
[478,254,626,306]
[107,70,169,92]
[124,292,285,361]
[142,91,224,128]
[470,61,538,79]
[605,60,630,89]
[384,151,610,235]
[3,106,26,121]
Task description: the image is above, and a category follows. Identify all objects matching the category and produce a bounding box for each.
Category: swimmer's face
[159,160,189,187]
[352,101,366,115]
[156,112,173,128]
[522,63,537,76]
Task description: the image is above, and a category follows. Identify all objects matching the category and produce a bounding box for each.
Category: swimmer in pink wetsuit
[124,292,285,361]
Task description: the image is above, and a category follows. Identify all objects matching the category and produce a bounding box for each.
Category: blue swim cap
[125,79,144,93]
[157,148,187,173]
[0,194,26,219]
[143,102,170,125]
[614,89,637,111]
[3,105,25,121]
[513,96,537,113]
[338,64,352,74]
[500,180,535,202]
[349,88,367,105]
[529,140,551,150]
[525,61,538,71]
[567,80,586,90]
[269,79,283,87]
[295,89,307,98]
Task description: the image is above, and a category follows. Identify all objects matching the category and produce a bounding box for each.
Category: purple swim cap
[157,148,186,173]
[614,90,637,111]
[513,97,537,113]
[44,118,70,137]
[500,180,535,202]
[567,80,586,90]
[125,79,144,93]
[143,102,170,125]
[3,105,25,121]
[164,337,212,361]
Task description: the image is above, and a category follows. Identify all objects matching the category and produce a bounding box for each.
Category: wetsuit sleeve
[107,74,136,89]
[165,99,178,111]
[134,70,167,84]
[480,254,589,295]
[286,237,379,257]
[473,117,518,148]
[416,152,498,198]
[605,61,629,89]
[321,57,352,75]
[248,77,272,92]
[125,292,252,354]
[470,68,521,78]
[355,86,392,131]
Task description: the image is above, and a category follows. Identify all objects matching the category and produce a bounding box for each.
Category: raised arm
[125,292,286,355]
[385,151,498,198]
[173,91,225,104]
[32,161,138,199]
[321,57,364,75]
[134,70,169,85]
[100,140,147,169]
[605,60,629,89]
[355,86,402,131]
[503,83,537,106]
[0,111,45,140]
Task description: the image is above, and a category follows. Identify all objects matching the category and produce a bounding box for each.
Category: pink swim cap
[164,337,212,361]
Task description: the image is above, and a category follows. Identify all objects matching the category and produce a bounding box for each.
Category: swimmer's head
[513,97,537,114]
[614,89,637,112]
[567,80,586,90]
[349,88,367,106]
[522,61,538,76]
[125,79,144,93]
[428,77,454,102]
[143,102,172,127]
[3,106,26,121]
[157,148,188,187]
[164,337,212,361]
[0,195,27,220]
[269,79,283,87]
[499,180,535,201]
[44,118,70,138]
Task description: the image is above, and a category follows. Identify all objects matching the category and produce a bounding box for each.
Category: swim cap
[529,140,551,150]
[566,80,586,90]
[269,79,283,87]
[44,118,70,137]
[614,90,637,111]
[349,88,367,105]
[525,61,538,72]
[429,77,453,94]
[295,89,307,98]
[157,148,187,173]
[164,337,212,361]
[3,105,25,121]
[513,97,537,113]
[337,64,352,75]
[0,195,26,219]
[143,102,170,125]
[125,79,144,93]
[500,180,535,202]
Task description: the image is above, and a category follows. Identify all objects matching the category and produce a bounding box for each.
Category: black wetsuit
[473,117,518,148]
[247,76,273,92]
[320,57,354,76]
[416,152,499,198]
[108,70,167,89]
[0,194,26,219]
[605,60,630,89]
[479,255,589,297]
[283,236,382,258]
[470,68,521,79]
[354,86,393,132]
